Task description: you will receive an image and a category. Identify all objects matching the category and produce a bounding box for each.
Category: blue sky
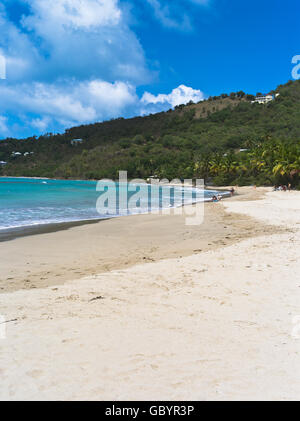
[0,0,299,138]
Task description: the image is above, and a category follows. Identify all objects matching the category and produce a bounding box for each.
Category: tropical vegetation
[0,79,299,188]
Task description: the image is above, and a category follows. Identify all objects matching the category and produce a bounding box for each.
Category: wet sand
[0,219,103,243]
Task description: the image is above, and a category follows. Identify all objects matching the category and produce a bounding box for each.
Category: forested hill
[0,79,300,187]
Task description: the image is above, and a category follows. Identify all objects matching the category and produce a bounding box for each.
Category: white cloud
[146,0,192,31]
[146,0,210,30]
[87,80,137,112]
[0,0,151,136]
[0,0,149,84]
[31,116,51,132]
[22,0,121,30]
[142,84,205,107]
[0,116,9,135]
[0,1,208,137]
[0,79,137,130]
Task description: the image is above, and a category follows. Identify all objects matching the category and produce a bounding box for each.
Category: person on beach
[230,187,235,196]
[288,183,292,191]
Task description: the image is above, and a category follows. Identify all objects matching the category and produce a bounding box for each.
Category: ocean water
[0,177,223,231]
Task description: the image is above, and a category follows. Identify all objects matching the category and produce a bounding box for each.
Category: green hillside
[1,80,300,187]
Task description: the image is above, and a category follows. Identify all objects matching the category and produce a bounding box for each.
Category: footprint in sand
[27,369,43,378]
[61,338,75,343]
[150,364,159,370]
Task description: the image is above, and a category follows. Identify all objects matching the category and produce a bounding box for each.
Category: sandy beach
[1,187,300,400]
[0,187,275,294]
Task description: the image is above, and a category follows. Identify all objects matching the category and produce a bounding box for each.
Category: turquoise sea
[0,177,223,231]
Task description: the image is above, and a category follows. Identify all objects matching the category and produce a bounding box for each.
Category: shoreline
[0,177,230,243]
[0,218,106,243]
[0,186,281,294]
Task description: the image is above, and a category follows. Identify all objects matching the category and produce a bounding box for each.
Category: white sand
[0,190,300,400]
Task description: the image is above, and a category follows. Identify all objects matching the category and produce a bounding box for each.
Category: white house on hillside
[252,94,274,104]
[252,93,280,104]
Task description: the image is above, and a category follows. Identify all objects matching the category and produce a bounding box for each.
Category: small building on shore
[71,138,84,146]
